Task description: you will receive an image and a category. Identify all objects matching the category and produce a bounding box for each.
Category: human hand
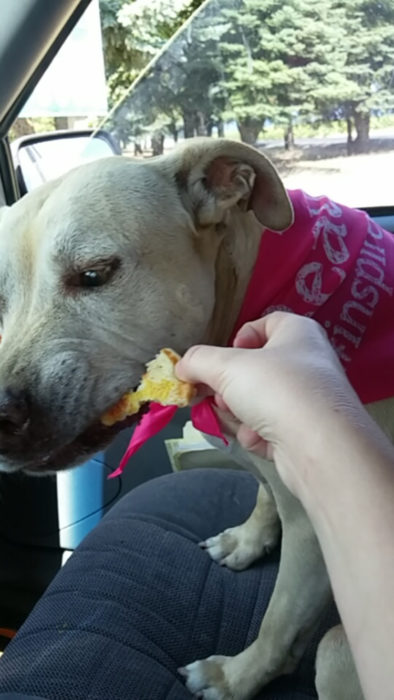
[180,313,394,699]
[176,312,362,498]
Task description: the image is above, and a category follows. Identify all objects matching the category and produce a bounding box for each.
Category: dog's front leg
[199,429,281,571]
[181,487,332,700]
[200,482,280,570]
[315,625,364,700]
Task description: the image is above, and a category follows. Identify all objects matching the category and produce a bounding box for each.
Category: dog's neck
[203,210,264,346]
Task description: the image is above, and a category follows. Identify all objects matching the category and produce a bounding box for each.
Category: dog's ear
[171,138,294,232]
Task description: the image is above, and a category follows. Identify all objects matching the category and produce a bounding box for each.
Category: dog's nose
[0,388,30,436]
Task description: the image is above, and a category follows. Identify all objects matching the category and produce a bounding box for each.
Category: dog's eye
[67,259,120,290]
[79,268,111,287]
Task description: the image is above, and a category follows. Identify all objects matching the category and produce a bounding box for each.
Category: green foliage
[100,0,199,105]
[100,0,394,150]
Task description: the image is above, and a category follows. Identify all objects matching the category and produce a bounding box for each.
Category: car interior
[0,0,393,689]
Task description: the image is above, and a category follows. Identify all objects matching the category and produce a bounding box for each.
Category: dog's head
[0,138,293,473]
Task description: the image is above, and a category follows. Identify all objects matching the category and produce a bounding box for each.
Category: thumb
[176,344,230,393]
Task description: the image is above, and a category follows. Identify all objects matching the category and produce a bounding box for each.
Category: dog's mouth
[21,389,148,476]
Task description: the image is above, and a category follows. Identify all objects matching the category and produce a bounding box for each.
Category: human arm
[176,312,394,700]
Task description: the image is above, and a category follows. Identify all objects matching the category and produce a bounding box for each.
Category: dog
[0,138,392,699]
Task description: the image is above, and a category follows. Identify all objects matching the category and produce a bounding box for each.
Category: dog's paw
[179,655,236,700]
[200,519,278,570]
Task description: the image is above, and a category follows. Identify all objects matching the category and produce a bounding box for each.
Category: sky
[21,0,108,118]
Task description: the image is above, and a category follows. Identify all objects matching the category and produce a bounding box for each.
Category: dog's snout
[0,387,30,436]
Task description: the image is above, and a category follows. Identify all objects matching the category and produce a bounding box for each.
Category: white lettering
[356,257,393,296]
[367,220,383,240]
[262,304,294,316]
[351,278,379,309]
[296,262,330,306]
[324,222,349,264]
[292,202,390,367]
[332,324,362,349]
[360,240,386,265]
[340,300,372,333]
[332,266,346,283]
[307,196,342,218]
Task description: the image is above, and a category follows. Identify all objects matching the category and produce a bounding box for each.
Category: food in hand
[101,348,195,427]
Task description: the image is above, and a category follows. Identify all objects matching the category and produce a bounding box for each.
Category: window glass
[13,0,394,208]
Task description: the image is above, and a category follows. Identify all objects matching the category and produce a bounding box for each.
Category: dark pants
[0,469,338,699]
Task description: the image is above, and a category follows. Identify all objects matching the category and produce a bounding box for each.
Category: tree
[212,1,273,144]
[104,0,226,146]
[306,0,394,152]
[100,0,139,103]
[167,7,228,138]
[101,0,394,153]
[216,0,350,146]
[100,0,204,107]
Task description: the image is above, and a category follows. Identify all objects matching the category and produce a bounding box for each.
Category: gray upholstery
[0,469,338,699]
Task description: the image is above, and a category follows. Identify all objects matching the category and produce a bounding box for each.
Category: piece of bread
[101,348,195,427]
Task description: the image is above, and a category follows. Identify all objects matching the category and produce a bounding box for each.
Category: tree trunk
[346,116,353,156]
[195,111,208,136]
[284,119,295,150]
[352,110,370,153]
[151,130,164,156]
[54,117,69,130]
[133,140,142,156]
[168,121,178,143]
[183,111,195,138]
[217,119,224,137]
[237,117,263,145]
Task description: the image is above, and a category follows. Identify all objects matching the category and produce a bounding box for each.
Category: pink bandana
[110,190,394,477]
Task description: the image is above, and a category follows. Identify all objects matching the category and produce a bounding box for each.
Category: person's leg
[0,469,338,700]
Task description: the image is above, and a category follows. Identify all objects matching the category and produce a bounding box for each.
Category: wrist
[273,401,394,517]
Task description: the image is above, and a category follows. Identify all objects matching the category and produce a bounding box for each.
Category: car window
[11,0,394,209]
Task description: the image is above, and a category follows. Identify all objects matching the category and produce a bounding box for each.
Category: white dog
[0,138,392,699]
